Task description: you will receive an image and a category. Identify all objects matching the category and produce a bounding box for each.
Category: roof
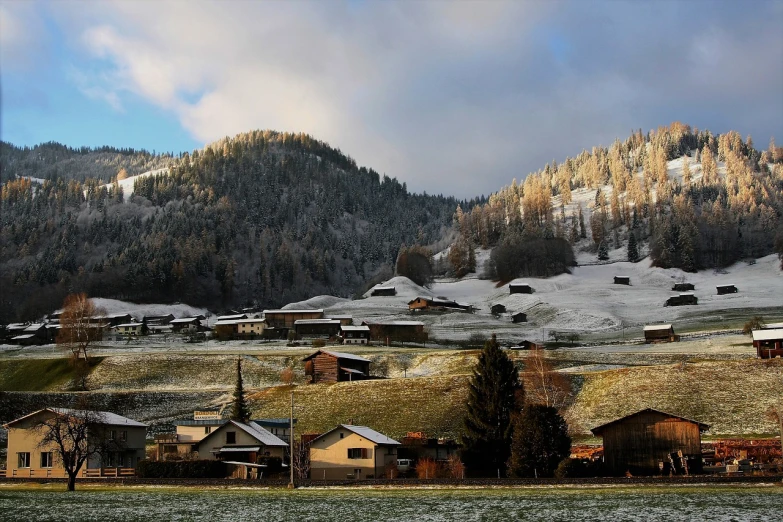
[302,350,371,363]
[294,319,340,325]
[236,318,266,324]
[116,322,143,328]
[170,317,201,324]
[3,408,147,428]
[364,320,425,326]
[643,324,673,331]
[214,319,241,326]
[716,284,736,287]
[11,334,37,340]
[678,293,695,297]
[340,367,366,375]
[509,282,531,287]
[590,408,709,436]
[214,446,261,453]
[24,323,46,331]
[263,309,324,314]
[312,425,400,446]
[372,286,395,291]
[752,329,783,342]
[341,325,370,332]
[234,420,289,447]
[216,314,247,321]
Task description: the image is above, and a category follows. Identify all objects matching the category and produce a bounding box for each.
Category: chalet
[4,408,147,478]
[309,425,400,480]
[644,324,679,343]
[751,329,783,359]
[341,325,371,345]
[408,296,471,312]
[327,315,354,326]
[294,319,341,339]
[371,286,397,297]
[302,350,371,383]
[143,314,174,326]
[213,319,240,340]
[263,309,324,329]
[716,284,738,295]
[363,321,427,344]
[195,420,288,475]
[614,276,631,285]
[664,293,698,307]
[169,317,203,333]
[113,322,145,337]
[510,339,543,350]
[94,313,134,327]
[591,408,709,476]
[11,323,49,345]
[491,304,507,315]
[236,318,266,338]
[672,283,695,292]
[512,312,527,323]
[509,283,533,294]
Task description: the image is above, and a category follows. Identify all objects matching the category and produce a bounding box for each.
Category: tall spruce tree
[507,404,571,478]
[460,334,522,477]
[627,232,639,262]
[230,358,251,423]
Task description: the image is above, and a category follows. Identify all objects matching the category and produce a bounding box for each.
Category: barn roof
[311,425,400,446]
[302,350,371,363]
[643,324,673,331]
[341,325,370,332]
[590,408,709,436]
[373,286,395,291]
[752,328,783,342]
[294,319,340,325]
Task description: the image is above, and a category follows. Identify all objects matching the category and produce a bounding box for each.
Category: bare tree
[767,403,783,447]
[522,349,572,411]
[56,294,104,389]
[291,438,311,480]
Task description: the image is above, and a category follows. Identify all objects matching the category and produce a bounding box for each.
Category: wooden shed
[643,324,679,343]
[509,283,533,294]
[716,284,737,295]
[613,276,630,285]
[510,339,542,350]
[751,329,783,359]
[672,283,695,292]
[303,350,371,383]
[511,312,527,323]
[491,304,506,315]
[591,409,709,476]
[408,297,471,312]
[664,293,698,307]
[363,321,427,344]
[371,286,396,297]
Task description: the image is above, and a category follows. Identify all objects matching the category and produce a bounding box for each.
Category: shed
[664,293,698,307]
[509,283,533,294]
[407,297,471,312]
[672,283,695,292]
[302,350,371,383]
[716,284,737,295]
[511,312,527,323]
[643,324,679,343]
[751,329,783,359]
[613,276,631,285]
[591,409,709,476]
[371,286,397,297]
[491,304,506,315]
[362,321,427,344]
[510,339,542,350]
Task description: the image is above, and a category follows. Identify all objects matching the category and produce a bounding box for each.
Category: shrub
[554,458,603,479]
[312,338,326,348]
[415,458,439,479]
[136,459,227,478]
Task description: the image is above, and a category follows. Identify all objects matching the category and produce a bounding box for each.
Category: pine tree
[597,240,609,261]
[507,405,571,478]
[578,204,586,239]
[627,232,639,262]
[460,334,522,477]
[682,154,691,186]
[230,357,251,423]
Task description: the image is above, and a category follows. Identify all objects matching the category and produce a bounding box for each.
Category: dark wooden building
[263,309,324,328]
[613,276,630,285]
[143,314,175,326]
[512,312,527,323]
[302,350,371,383]
[510,339,542,350]
[371,286,397,297]
[665,293,698,307]
[644,324,679,343]
[751,328,783,359]
[716,284,738,295]
[672,283,695,292]
[294,319,342,338]
[491,304,506,315]
[363,321,427,344]
[591,409,709,476]
[408,297,471,312]
[509,283,533,294]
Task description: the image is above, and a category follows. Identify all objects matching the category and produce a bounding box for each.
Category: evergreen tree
[597,240,609,261]
[230,358,251,423]
[460,334,522,477]
[627,232,639,262]
[578,204,586,239]
[507,404,571,478]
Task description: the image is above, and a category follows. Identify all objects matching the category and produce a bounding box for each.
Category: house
[371,286,397,297]
[302,350,371,383]
[4,323,29,342]
[716,284,738,295]
[169,317,203,333]
[4,408,147,478]
[309,425,400,480]
[213,319,240,339]
[142,314,175,326]
[511,312,527,323]
[11,323,49,345]
[408,297,471,312]
[236,318,266,338]
[113,322,146,337]
[644,324,679,343]
[510,339,543,350]
[294,319,341,339]
[751,329,783,359]
[509,283,533,294]
[672,283,695,292]
[263,309,324,329]
[398,432,459,463]
[92,313,134,327]
[341,325,371,345]
[614,276,631,285]
[195,420,288,467]
[491,304,506,315]
[216,314,248,322]
[362,321,427,344]
[591,408,709,476]
[665,293,698,307]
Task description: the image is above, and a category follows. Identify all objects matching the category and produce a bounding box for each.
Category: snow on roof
[341,325,370,332]
[324,350,370,362]
[264,309,324,314]
[3,408,147,428]
[7,323,28,330]
[217,314,247,321]
[214,319,241,326]
[752,329,783,342]
[238,421,288,447]
[679,293,695,297]
[762,322,783,329]
[12,334,37,340]
[294,319,340,325]
[170,317,201,324]
[237,318,266,323]
[716,283,736,287]
[24,323,45,331]
[340,425,400,445]
[373,286,395,291]
[116,323,143,328]
[643,324,673,331]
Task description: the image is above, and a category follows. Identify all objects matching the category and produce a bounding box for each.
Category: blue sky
[2,0,782,198]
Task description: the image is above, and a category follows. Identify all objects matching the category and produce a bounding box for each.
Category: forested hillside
[0,131,470,322]
[450,123,783,280]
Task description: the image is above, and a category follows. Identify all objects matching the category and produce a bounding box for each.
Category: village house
[341,325,370,345]
[213,319,240,339]
[591,408,709,476]
[643,324,679,343]
[509,283,533,294]
[142,314,175,326]
[362,321,427,344]
[408,297,471,313]
[491,304,506,315]
[196,420,288,478]
[614,276,631,285]
[113,322,146,338]
[511,312,527,323]
[3,323,29,342]
[370,286,397,297]
[302,350,371,383]
[263,309,324,329]
[169,317,204,333]
[11,323,50,345]
[672,283,695,292]
[716,284,738,295]
[751,328,783,359]
[294,319,341,339]
[309,425,400,480]
[4,408,147,478]
[236,318,266,338]
[664,293,698,307]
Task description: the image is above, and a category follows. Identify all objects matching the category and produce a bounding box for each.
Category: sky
[2,0,782,199]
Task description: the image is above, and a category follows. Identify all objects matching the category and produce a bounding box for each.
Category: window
[347,448,370,459]
[226,431,236,444]
[40,452,53,468]
[119,430,128,441]
[204,426,212,434]
[339,433,344,439]
[108,430,116,440]
[18,452,31,468]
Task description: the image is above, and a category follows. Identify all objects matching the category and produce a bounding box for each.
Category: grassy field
[0,357,103,392]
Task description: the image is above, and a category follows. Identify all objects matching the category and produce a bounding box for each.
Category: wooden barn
[613,276,630,285]
[294,319,342,339]
[591,409,709,476]
[672,283,695,292]
[408,297,471,312]
[751,329,783,359]
[644,324,679,343]
[665,293,698,307]
[371,286,396,297]
[302,350,371,383]
[716,284,738,295]
[510,339,543,350]
[263,309,324,328]
[363,321,427,344]
[509,283,533,294]
[512,312,527,323]
[491,304,506,315]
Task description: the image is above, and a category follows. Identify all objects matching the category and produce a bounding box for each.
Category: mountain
[0,131,473,323]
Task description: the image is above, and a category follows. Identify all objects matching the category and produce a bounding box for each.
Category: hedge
[136,460,227,479]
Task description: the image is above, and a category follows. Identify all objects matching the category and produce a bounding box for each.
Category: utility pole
[288,391,295,489]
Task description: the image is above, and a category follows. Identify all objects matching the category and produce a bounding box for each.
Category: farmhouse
[491,304,507,314]
[363,321,427,344]
[143,314,174,326]
[591,408,709,476]
[302,350,371,383]
[11,323,50,345]
[213,319,240,339]
[94,313,134,327]
[664,293,698,307]
[309,425,400,480]
[613,276,631,285]
[113,322,145,337]
[643,324,679,343]
[294,319,341,339]
[716,284,738,295]
[371,286,397,297]
[408,297,471,312]
[4,408,147,478]
[341,325,370,345]
[672,283,695,292]
[195,420,288,473]
[512,312,527,323]
[263,309,324,328]
[751,329,783,359]
[169,317,203,333]
[509,283,533,294]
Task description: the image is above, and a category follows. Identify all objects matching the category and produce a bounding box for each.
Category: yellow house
[309,425,400,480]
[3,408,147,478]
[236,318,266,336]
[196,420,288,463]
